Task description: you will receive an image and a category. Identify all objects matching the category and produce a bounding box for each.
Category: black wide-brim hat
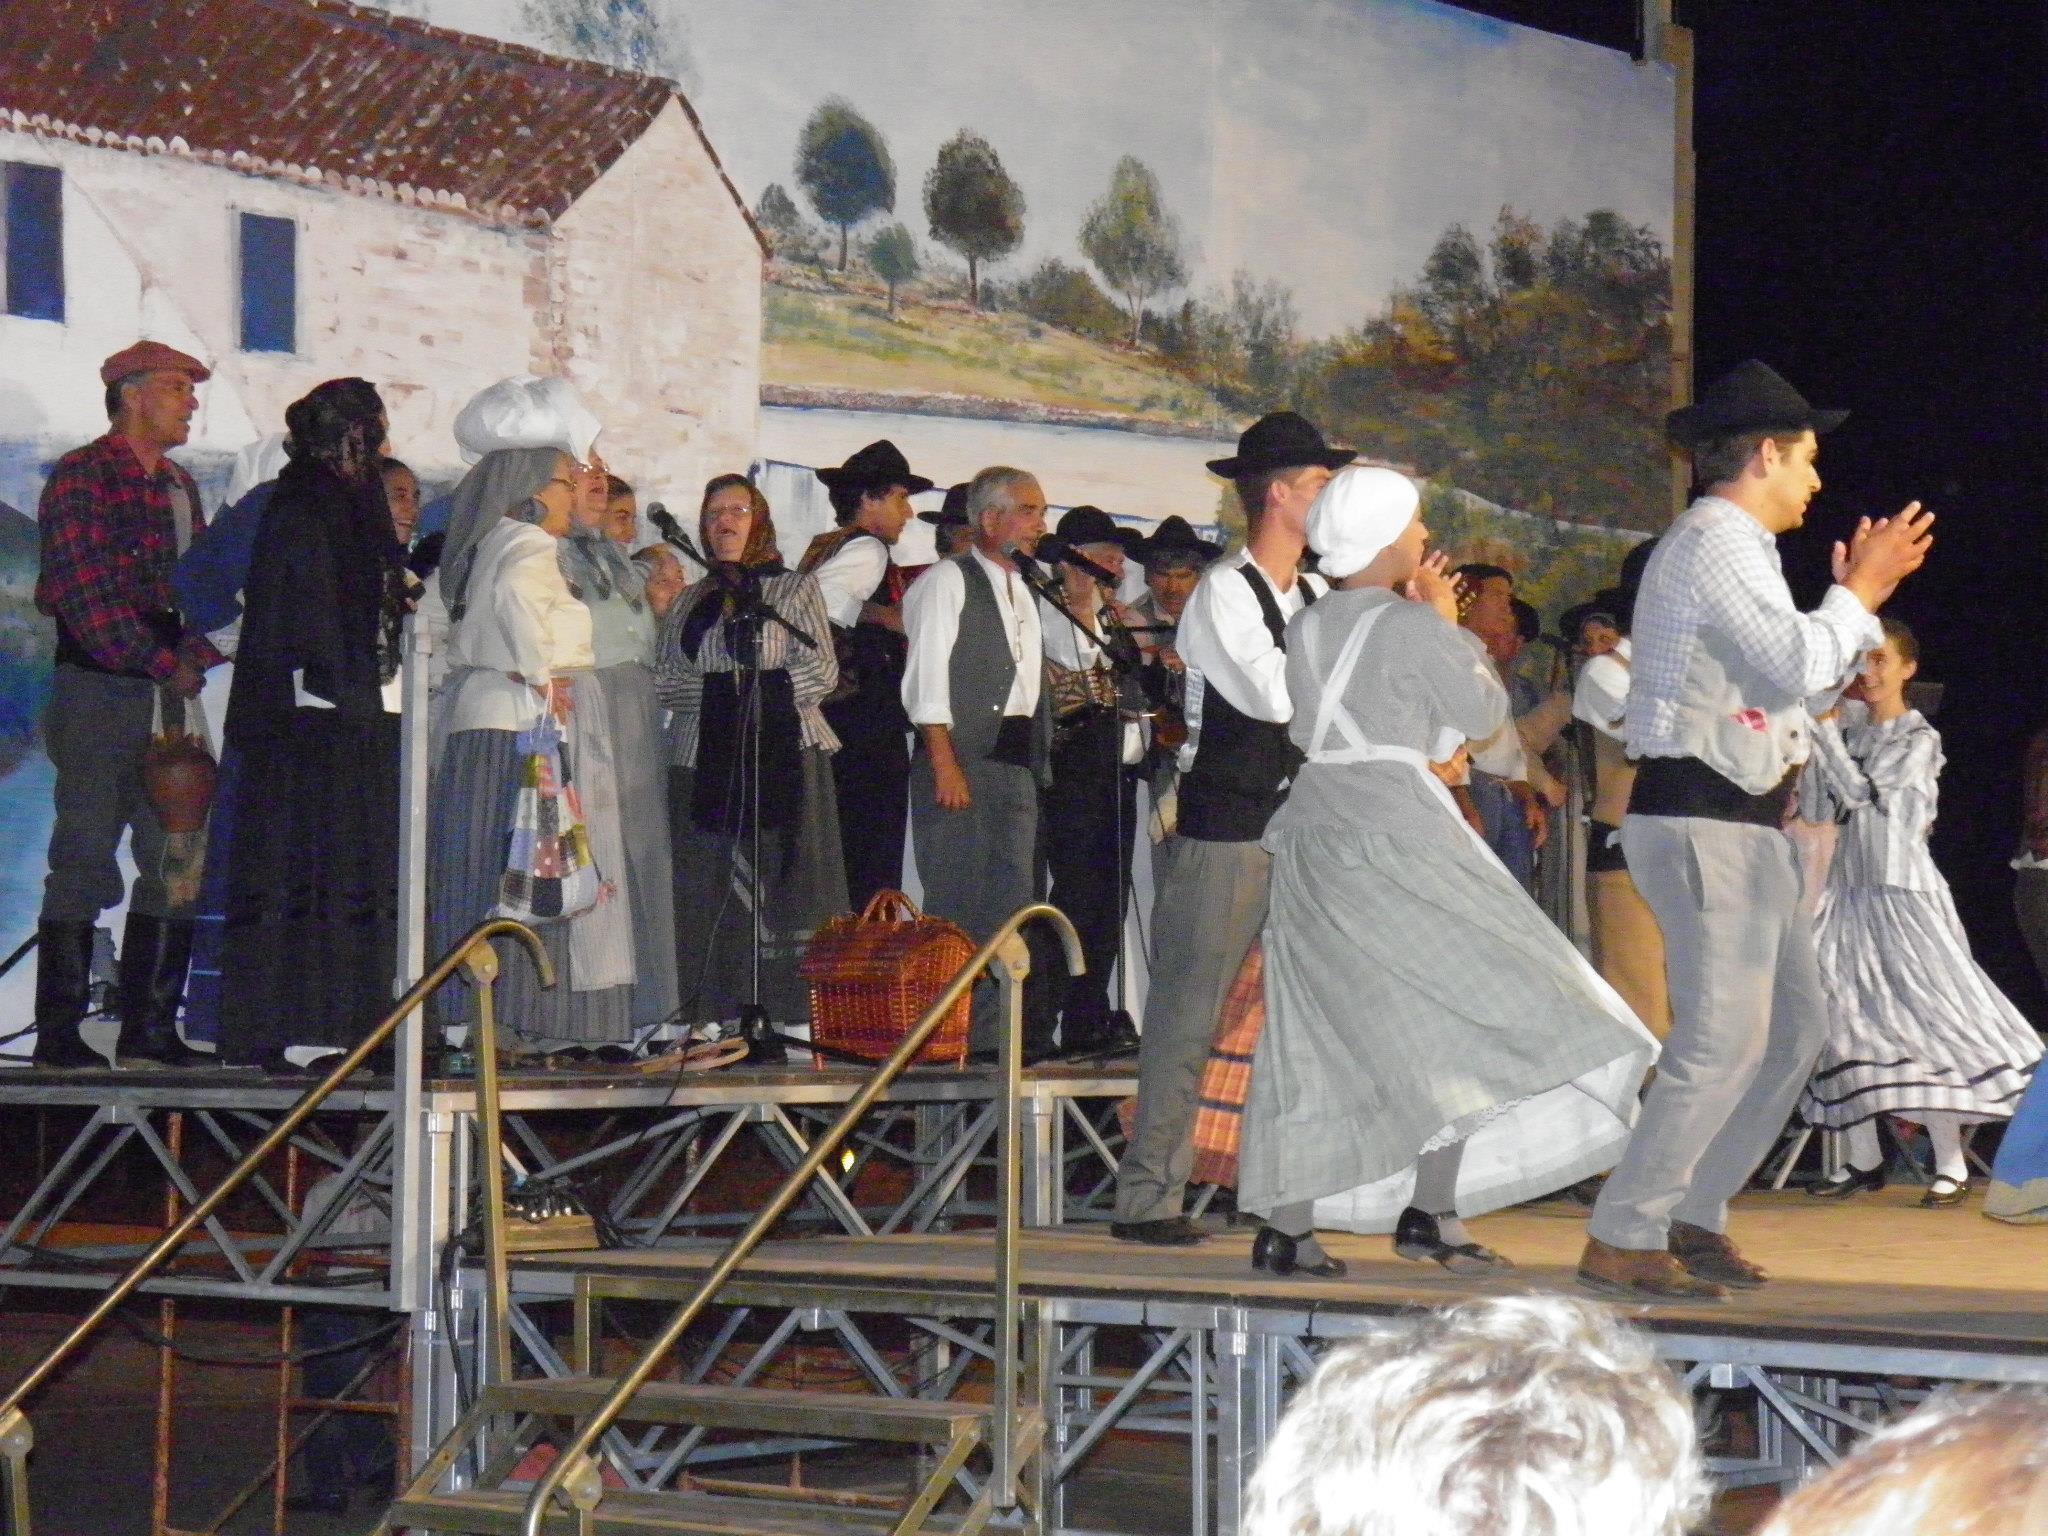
[1056,505,1142,549]
[1206,410,1354,477]
[1135,514,1222,566]
[1665,360,1848,448]
[816,438,935,496]
[919,481,970,526]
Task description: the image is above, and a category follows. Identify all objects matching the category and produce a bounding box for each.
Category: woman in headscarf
[217,379,409,1070]
[657,475,847,1027]
[426,377,635,1054]
[1237,466,1655,1279]
[558,461,678,1030]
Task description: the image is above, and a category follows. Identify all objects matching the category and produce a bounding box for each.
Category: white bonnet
[1305,465,1420,580]
[453,374,602,465]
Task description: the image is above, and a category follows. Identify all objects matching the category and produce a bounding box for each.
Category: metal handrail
[514,902,1084,1536]
[0,917,551,1536]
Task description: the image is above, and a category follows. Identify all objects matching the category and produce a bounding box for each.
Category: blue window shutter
[239,212,296,353]
[4,163,65,322]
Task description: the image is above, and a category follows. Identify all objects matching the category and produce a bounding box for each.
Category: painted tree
[756,182,828,268]
[519,0,682,79]
[866,224,920,316]
[1079,155,1188,346]
[921,131,1025,310]
[795,98,896,272]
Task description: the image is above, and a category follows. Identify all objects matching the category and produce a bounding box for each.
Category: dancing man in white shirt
[1578,361,1932,1301]
[901,466,1052,1052]
[1111,413,1350,1246]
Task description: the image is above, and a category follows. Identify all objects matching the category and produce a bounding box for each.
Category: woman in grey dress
[559,479,679,1031]
[1239,466,1655,1277]
[657,476,848,1026]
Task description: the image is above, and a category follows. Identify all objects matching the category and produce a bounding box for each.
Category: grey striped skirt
[595,662,680,1028]
[428,725,635,1047]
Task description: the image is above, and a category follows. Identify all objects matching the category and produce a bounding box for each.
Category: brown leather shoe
[1576,1237,1727,1302]
[1668,1221,1769,1289]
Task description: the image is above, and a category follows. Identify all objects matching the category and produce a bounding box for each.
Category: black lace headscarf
[279,377,408,683]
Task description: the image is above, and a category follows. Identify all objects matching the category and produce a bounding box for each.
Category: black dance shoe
[1250,1226,1348,1279]
[1919,1176,1968,1208]
[1807,1163,1885,1199]
[1392,1207,1513,1275]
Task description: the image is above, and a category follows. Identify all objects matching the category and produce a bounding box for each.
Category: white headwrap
[452,374,602,465]
[1306,465,1420,580]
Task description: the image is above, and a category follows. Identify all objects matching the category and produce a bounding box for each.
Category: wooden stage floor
[514,1187,2048,1359]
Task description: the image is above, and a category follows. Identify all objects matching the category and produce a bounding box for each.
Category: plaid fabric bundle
[1118,941,1267,1189]
[496,714,602,923]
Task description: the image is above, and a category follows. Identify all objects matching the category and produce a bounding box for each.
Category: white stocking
[1844,1119,1883,1172]
[1919,1112,1968,1183]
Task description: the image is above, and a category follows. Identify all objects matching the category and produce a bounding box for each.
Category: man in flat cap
[798,440,933,909]
[31,342,224,1069]
[1578,361,1932,1300]
[1113,412,1349,1245]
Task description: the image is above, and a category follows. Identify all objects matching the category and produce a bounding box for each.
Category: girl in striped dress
[1802,619,2040,1205]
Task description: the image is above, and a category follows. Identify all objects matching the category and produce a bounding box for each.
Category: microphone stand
[1017,555,1145,1064]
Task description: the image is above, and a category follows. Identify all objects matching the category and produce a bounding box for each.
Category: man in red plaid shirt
[31,341,224,1069]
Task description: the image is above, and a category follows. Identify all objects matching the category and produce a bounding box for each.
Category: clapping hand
[1834,502,1934,611]
[1406,552,1462,624]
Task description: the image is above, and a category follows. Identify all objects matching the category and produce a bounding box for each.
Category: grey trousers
[1114,835,1269,1223]
[41,664,180,922]
[2016,868,2048,993]
[910,754,1038,1050]
[1588,815,1829,1249]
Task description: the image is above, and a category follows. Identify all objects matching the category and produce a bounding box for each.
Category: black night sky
[1462,0,2048,1010]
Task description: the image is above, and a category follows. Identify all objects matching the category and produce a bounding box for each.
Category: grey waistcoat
[947,554,1050,781]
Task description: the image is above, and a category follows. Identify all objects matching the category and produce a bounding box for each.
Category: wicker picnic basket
[800,890,976,1067]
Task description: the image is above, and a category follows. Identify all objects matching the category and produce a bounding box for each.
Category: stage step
[483,1376,991,1443]
[388,1485,966,1536]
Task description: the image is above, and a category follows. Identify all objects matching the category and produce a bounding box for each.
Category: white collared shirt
[810,533,891,628]
[1572,639,1632,742]
[1626,496,1879,768]
[901,549,1042,726]
[1175,549,1325,773]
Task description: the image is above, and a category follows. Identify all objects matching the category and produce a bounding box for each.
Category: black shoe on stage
[1807,1163,1885,1199]
[1110,1216,1207,1247]
[112,915,211,1069]
[1392,1206,1513,1275]
[1250,1226,1347,1279]
[1919,1176,1969,1208]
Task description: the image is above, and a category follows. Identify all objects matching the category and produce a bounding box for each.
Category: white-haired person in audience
[1755,1388,2048,1536]
[1244,1295,1709,1536]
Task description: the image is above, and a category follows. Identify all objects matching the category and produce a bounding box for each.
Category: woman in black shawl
[657,475,847,1025]
[217,379,408,1070]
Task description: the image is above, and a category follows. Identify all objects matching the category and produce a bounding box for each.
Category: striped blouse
[652,569,841,768]
[1803,707,1943,894]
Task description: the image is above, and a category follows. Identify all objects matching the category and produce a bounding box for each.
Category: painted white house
[0,0,767,515]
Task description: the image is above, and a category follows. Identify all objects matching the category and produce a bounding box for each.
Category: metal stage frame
[491,1234,2048,1536]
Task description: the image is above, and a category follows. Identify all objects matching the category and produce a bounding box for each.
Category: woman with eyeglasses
[426,379,637,1056]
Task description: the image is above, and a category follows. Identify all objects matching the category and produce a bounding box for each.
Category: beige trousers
[1588,867,1670,1041]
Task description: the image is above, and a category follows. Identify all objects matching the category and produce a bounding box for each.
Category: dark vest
[800,527,909,738]
[943,554,1049,779]
[1177,563,1314,843]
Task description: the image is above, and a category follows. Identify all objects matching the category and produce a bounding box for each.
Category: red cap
[99,340,212,387]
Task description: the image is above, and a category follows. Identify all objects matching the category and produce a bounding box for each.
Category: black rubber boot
[31,920,104,1069]
[114,914,211,1068]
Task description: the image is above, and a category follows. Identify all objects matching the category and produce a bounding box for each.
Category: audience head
[817,439,933,544]
[100,341,210,452]
[699,473,780,568]
[1755,1388,2048,1536]
[965,467,1047,561]
[1243,1295,1708,1536]
[632,543,688,618]
[380,457,421,545]
[604,475,638,547]
[1305,466,1424,586]
[1208,411,1354,542]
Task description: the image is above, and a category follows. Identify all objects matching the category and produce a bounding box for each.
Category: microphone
[1038,535,1121,589]
[648,504,709,567]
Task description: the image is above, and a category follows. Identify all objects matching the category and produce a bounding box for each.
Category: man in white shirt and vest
[1112,413,1350,1245]
[1579,361,1932,1301]
[800,440,933,910]
[901,466,1052,1051]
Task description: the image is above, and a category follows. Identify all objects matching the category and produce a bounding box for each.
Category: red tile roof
[0,0,765,243]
